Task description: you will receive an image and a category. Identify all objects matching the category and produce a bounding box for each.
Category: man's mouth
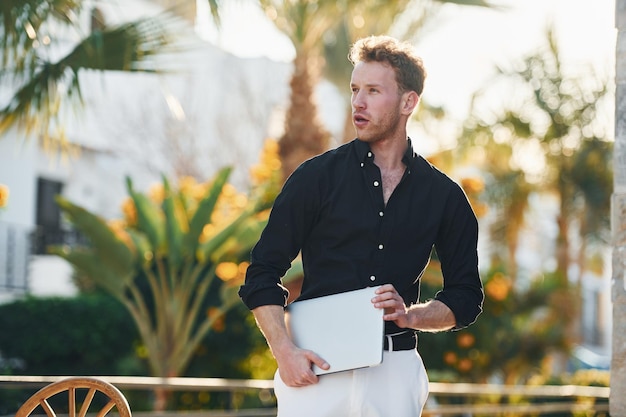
[353,114,369,127]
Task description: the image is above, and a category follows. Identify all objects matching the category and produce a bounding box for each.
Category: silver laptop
[285,286,384,375]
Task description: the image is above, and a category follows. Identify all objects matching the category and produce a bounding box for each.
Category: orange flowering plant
[0,184,9,210]
[420,268,571,384]
[50,140,292,392]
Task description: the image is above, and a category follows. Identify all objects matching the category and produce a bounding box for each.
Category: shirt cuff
[239,284,289,310]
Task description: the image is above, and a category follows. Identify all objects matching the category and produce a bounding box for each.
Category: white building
[0,0,292,303]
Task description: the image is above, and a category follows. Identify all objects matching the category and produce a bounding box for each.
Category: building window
[33,178,90,255]
[34,178,64,255]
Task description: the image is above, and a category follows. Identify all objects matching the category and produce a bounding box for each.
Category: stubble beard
[355,110,403,144]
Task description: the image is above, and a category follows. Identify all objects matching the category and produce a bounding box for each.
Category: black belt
[383,332,417,351]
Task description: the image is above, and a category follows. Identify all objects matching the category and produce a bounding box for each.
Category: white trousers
[273,350,429,417]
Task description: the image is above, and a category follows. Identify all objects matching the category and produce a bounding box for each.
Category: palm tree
[457,119,533,283]
[460,28,612,354]
[323,0,495,144]
[463,27,611,287]
[0,0,183,153]
[258,0,495,180]
[257,0,340,180]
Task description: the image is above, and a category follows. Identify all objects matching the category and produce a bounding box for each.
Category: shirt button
[379,211,384,217]
[373,181,379,187]
[360,162,364,167]
[367,152,372,157]
[378,244,384,250]
[370,275,376,281]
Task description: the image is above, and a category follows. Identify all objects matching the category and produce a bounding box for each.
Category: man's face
[350,61,404,143]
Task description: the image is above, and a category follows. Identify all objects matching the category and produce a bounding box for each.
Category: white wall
[0,136,38,228]
[0,1,294,301]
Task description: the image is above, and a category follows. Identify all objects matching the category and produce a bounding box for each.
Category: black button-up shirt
[239,139,483,334]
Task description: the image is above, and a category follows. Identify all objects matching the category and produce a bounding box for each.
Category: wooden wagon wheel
[15,377,131,417]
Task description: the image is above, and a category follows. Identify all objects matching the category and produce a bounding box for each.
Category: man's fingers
[307,351,330,371]
[281,350,328,387]
[372,285,400,303]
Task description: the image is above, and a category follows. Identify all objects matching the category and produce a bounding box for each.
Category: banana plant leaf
[198,204,259,264]
[54,196,134,276]
[182,166,232,259]
[182,167,232,255]
[126,229,154,268]
[209,216,269,262]
[126,177,166,255]
[162,176,184,270]
[49,248,131,297]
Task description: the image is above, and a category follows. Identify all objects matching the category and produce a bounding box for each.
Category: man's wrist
[271,338,297,359]
[406,306,420,330]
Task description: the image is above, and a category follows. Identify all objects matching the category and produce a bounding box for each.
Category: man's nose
[352,92,365,109]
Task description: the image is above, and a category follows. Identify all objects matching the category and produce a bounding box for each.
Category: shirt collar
[354,137,417,165]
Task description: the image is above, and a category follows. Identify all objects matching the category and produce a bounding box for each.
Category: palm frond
[0,14,177,151]
[0,0,82,72]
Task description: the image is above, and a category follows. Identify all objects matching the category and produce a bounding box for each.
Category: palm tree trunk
[342,103,355,144]
[154,387,170,412]
[278,50,331,181]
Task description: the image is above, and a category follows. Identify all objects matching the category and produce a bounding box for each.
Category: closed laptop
[285,286,384,375]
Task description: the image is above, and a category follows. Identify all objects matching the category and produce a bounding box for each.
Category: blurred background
[0,0,616,413]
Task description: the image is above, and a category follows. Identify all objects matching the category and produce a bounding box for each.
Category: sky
[198,0,616,124]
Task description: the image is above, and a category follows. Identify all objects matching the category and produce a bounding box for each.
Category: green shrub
[0,294,142,413]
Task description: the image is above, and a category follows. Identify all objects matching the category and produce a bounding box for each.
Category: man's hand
[372,284,412,328]
[372,284,457,332]
[275,344,330,387]
[251,304,330,387]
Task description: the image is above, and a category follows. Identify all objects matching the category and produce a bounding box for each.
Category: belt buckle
[384,332,415,351]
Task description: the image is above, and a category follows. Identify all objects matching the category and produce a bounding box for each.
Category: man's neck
[370,135,408,171]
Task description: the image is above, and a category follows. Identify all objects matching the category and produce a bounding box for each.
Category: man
[239,35,483,416]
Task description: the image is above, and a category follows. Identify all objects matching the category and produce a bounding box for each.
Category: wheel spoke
[77,388,96,417]
[96,400,116,417]
[39,399,56,417]
[69,387,76,417]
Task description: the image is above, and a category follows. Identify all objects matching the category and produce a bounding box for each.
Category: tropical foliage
[461,27,612,286]
[415,28,612,384]
[0,0,178,152]
[51,139,284,410]
[420,267,573,384]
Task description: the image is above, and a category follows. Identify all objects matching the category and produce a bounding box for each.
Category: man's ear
[402,91,420,115]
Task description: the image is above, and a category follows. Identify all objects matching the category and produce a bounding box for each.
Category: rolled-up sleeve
[239,163,319,310]
[433,184,484,329]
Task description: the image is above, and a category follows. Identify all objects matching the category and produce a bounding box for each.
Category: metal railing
[0,222,31,292]
[30,225,90,255]
[0,375,610,416]
[0,222,90,295]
